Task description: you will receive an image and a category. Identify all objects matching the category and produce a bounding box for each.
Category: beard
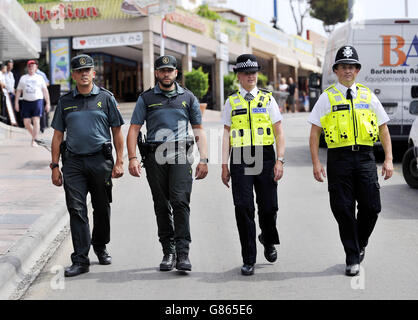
[157,77,175,88]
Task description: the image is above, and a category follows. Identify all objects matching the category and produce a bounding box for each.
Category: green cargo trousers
[143,151,193,255]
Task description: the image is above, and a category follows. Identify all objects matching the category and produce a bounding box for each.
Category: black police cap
[155,55,177,70]
[233,54,261,73]
[71,54,94,71]
[333,45,361,71]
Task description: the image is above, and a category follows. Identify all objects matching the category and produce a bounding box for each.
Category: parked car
[402,116,418,188]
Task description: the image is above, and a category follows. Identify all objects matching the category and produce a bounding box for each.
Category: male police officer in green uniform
[221,54,285,276]
[50,54,125,277]
[127,55,208,272]
[309,46,393,276]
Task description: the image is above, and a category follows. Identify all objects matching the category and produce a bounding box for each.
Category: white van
[402,116,418,188]
[321,18,418,143]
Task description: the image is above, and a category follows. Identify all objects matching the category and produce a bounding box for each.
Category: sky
[217,0,418,38]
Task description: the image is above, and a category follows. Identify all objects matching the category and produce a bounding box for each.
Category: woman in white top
[15,60,51,147]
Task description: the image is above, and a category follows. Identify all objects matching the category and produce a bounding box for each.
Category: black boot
[258,234,277,263]
[64,264,89,277]
[160,253,176,271]
[94,247,112,265]
[176,253,192,271]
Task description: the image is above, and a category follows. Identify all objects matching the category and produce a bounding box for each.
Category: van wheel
[402,147,418,189]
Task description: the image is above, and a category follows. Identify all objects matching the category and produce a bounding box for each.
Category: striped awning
[0,0,41,61]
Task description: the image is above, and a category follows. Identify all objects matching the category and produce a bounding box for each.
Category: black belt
[68,150,102,157]
[330,145,373,152]
[146,140,194,153]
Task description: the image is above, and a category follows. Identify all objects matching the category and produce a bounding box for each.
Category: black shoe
[94,249,112,265]
[258,234,277,263]
[360,248,365,263]
[241,264,255,276]
[345,264,360,276]
[176,253,192,271]
[64,264,89,277]
[160,253,176,271]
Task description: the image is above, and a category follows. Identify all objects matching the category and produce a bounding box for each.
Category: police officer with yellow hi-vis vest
[222,54,285,276]
[308,45,394,276]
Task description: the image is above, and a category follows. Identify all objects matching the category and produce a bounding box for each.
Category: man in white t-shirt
[15,60,51,147]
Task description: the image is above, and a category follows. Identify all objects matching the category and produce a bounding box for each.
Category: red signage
[27,3,99,22]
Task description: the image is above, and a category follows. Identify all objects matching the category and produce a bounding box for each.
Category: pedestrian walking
[308,45,393,276]
[286,77,296,113]
[50,54,125,277]
[14,60,51,147]
[221,54,285,276]
[127,55,208,272]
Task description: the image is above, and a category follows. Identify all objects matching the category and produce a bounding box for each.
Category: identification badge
[252,108,267,113]
[332,104,349,112]
[232,109,247,116]
[355,103,369,109]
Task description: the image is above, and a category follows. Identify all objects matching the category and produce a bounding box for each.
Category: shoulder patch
[100,87,114,96]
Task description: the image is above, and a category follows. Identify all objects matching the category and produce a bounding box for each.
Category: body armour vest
[229,90,274,147]
[320,83,379,148]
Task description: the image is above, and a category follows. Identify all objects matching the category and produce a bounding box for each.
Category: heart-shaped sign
[80,40,86,46]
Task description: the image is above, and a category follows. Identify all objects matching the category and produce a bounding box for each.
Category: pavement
[0,103,222,299]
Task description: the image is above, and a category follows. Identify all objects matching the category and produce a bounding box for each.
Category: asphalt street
[22,112,418,300]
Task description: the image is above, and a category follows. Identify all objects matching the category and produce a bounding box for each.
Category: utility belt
[60,141,113,162]
[137,131,194,161]
[328,145,373,152]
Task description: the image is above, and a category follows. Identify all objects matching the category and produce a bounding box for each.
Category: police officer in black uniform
[127,55,208,272]
[309,46,393,276]
[50,54,125,277]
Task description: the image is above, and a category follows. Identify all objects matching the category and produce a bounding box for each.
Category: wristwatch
[199,158,209,164]
[276,157,285,164]
[49,162,59,170]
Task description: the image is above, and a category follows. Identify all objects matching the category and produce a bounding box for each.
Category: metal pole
[160,15,165,56]
[405,0,408,17]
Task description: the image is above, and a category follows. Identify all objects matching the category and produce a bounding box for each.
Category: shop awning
[0,0,40,60]
[299,61,322,73]
[276,54,298,68]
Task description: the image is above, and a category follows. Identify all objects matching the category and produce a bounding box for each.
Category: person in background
[36,66,50,133]
[286,77,296,113]
[15,60,51,147]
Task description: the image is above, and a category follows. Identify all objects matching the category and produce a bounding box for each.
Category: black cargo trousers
[143,149,193,255]
[326,147,381,265]
[62,150,113,266]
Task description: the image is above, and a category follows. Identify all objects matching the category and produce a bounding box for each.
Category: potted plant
[184,67,209,115]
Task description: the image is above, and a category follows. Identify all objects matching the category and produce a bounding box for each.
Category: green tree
[223,73,238,98]
[257,73,268,89]
[184,67,209,101]
[309,0,348,34]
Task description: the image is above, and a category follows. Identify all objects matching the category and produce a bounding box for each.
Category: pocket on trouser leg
[368,181,381,214]
[105,178,113,203]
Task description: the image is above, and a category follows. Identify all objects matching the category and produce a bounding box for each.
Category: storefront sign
[248,17,291,48]
[166,11,206,33]
[50,38,71,91]
[27,3,99,22]
[73,32,143,49]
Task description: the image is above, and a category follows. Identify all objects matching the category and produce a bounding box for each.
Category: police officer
[127,55,208,272]
[221,54,285,276]
[50,54,125,277]
[308,45,393,276]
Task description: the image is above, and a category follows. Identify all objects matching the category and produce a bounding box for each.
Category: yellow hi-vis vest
[320,84,379,148]
[229,90,275,147]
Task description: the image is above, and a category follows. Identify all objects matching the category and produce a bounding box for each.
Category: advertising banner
[49,38,71,91]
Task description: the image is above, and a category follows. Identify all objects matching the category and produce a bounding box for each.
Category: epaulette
[259,88,272,94]
[139,87,153,96]
[61,90,73,98]
[100,87,114,96]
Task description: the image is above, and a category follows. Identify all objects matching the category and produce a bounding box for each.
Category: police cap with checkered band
[233,54,261,73]
[332,45,361,71]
